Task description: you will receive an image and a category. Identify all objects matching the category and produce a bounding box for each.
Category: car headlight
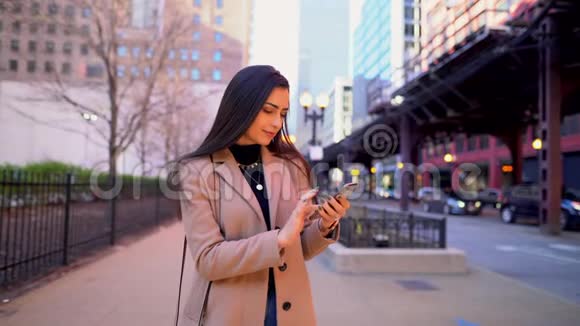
[457,201,466,208]
[572,201,580,211]
[475,201,481,208]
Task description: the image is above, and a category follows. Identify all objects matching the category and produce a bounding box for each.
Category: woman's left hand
[317,194,350,230]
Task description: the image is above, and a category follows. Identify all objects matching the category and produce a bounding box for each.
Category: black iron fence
[339,205,446,249]
[0,170,179,289]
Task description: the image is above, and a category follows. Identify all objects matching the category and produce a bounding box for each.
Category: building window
[63,42,73,55]
[65,5,75,18]
[81,44,89,55]
[180,68,188,79]
[404,6,414,20]
[146,48,154,58]
[194,0,202,7]
[191,50,200,61]
[117,45,128,57]
[215,16,223,26]
[29,41,37,53]
[180,49,189,61]
[480,135,489,149]
[214,32,222,42]
[86,64,104,78]
[117,65,125,77]
[48,3,58,16]
[191,68,200,80]
[31,2,40,15]
[46,41,55,54]
[404,23,414,37]
[0,21,2,32]
[82,7,91,18]
[9,60,18,72]
[455,135,464,153]
[213,50,222,62]
[193,31,201,41]
[144,67,151,77]
[467,136,477,151]
[212,69,221,81]
[216,0,224,8]
[62,62,71,75]
[27,61,36,73]
[45,61,55,74]
[81,25,90,36]
[168,49,176,60]
[193,14,201,25]
[30,23,39,34]
[132,47,140,57]
[47,23,57,34]
[131,66,139,77]
[12,2,22,13]
[11,40,20,52]
[12,21,21,34]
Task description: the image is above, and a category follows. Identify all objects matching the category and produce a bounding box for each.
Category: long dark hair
[177,65,312,183]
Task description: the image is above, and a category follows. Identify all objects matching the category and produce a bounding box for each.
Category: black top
[228,143,277,324]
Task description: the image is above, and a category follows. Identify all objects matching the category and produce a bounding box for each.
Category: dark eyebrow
[264,102,289,110]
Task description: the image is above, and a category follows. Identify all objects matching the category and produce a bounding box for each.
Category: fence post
[62,173,72,266]
[439,217,447,249]
[408,212,415,247]
[155,178,160,225]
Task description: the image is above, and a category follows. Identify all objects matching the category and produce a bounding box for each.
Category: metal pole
[62,173,72,265]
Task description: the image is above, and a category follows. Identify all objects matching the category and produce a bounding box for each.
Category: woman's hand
[277,188,319,249]
[317,194,351,231]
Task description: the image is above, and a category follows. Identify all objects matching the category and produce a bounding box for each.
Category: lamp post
[299,91,329,146]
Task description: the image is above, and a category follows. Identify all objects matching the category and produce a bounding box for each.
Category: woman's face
[236,87,289,146]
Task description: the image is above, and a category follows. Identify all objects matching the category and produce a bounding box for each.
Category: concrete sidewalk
[1,222,579,326]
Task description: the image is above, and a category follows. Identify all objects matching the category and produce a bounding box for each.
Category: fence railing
[0,170,179,289]
[339,205,446,249]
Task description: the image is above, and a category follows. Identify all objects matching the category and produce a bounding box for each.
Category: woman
[176,65,351,326]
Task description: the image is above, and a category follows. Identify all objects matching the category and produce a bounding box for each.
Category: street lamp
[300,91,328,146]
[532,138,542,150]
[443,153,455,163]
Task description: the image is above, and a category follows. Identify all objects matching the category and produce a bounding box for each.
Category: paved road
[362,199,580,304]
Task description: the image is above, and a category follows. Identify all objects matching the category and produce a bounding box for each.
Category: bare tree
[5,0,194,179]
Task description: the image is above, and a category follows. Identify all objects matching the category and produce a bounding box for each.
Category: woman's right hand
[277,188,319,249]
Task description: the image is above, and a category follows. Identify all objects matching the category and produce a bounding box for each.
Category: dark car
[499,184,580,230]
[422,190,483,216]
[477,188,502,209]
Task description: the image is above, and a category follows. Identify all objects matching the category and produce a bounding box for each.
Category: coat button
[282,302,291,311]
[278,262,287,272]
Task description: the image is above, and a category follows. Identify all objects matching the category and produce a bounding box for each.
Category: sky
[249,0,364,133]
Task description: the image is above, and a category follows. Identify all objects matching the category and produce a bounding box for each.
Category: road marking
[549,244,580,252]
[495,245,580,264]
[495,245,517,252]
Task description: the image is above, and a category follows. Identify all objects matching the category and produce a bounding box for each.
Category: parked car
[422,191,483,215]
[499,184,580,230]
[417,187,443,201]
[477,188,502,208]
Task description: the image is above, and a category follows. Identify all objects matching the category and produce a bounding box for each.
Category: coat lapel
[212,145,284,230]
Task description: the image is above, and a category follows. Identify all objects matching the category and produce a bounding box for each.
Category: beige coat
[177,146,339,326]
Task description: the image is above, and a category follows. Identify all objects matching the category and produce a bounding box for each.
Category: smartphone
[334,182,359,199]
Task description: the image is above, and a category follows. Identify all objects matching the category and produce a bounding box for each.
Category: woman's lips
[264,131,276,137]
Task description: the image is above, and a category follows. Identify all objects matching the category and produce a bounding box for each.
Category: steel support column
[538,13,563,235]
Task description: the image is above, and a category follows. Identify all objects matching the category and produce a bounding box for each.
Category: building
[294,0,350,151]
[352,0,421,118]
[413,0,580,191]
[0,0,252,172]
[319,77,353,148]
[0,0,251,83]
